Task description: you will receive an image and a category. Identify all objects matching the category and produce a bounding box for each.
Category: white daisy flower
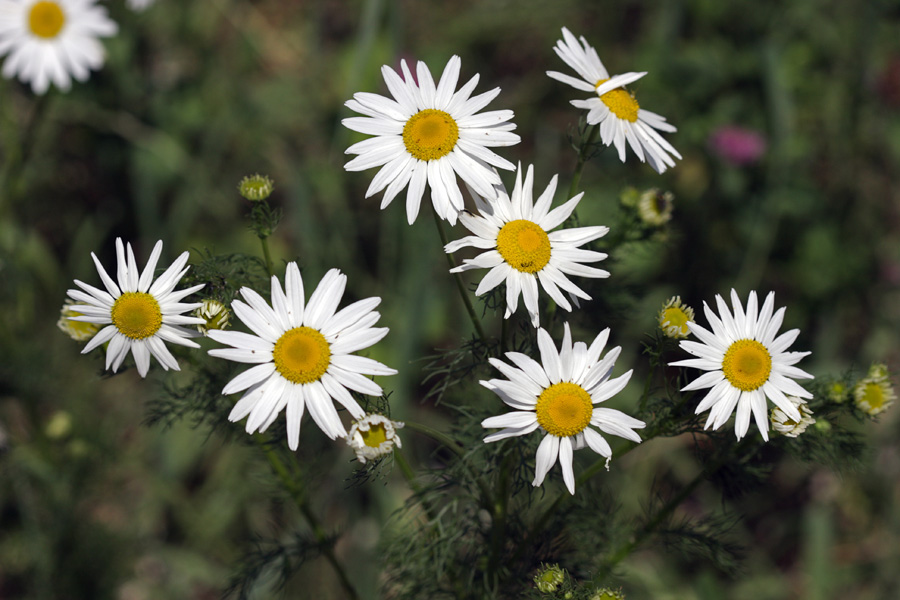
[346,413,403,464]
[670,289,814,441]
[547,27,681,174]
[208,263,397,450]
[481,323,644,495]
[0,0,118,95]
[65,238,205,377]
[343,55,520,225]
[445,163,609,327]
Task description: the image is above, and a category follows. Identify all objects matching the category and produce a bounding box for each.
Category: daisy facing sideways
[207,264,397,450]
[547,27,680,174]
[445,163,609,327]
[670,289,814,441]
[65,238,205,377]
[481,323,644,495]
[0,0,118,94]
[343,55,520,225]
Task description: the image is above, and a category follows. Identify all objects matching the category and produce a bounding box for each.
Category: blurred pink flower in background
[708,125,766,166]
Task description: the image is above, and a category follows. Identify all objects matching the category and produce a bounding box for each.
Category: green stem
[259,236,275,278]
[404,420,494,508]
[255,438,360,600]
[393,447,439,523]
[432,209,488,343]
[566,123,600,201]
[486,451,514,584]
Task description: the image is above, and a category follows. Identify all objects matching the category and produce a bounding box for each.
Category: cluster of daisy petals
[59,27,826,495]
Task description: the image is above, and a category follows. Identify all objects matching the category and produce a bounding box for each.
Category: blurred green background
[1,0,899,598]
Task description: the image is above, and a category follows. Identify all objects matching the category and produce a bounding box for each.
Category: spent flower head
[770,396,815,438]
[193,299,231,335]
[534,564,566,593]
[827,380,848,403]
[637,188,674,227]
[346,414,403,463]
[658,296,694,339]
[853,373,896,417]
[57,300,100,341]
[238,174,274,202]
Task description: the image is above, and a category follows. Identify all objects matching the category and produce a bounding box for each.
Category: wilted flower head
[57,300,100,341]
[238,174,274,201]
[658,296,694,339]
[853,364,896,416]
[708,125,766,166]
[771,396,815,438]
[591,588,626,600]
[346,414,403,464]
[193,299,231,334]
[637,188,674,227]
[534,564,565,593]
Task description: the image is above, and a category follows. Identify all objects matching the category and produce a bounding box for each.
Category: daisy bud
[238,174,274,202]
[534,564,565,593]
[770,396,816,438]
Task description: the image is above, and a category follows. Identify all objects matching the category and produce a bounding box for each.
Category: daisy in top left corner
[0,0,118,95]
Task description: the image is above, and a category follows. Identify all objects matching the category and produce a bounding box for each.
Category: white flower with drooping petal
[346,413,403,464]
[0,0,118,94]
[481,323,644,495]
[65,238,205,377]
[343,55,520,225]
[207,264,397,450]
[670,289,814,441]
[547,27,681,173]
[445,163,609,327]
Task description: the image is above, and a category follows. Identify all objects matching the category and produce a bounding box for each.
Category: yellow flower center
[535,382,594,438]
[496,219,552,273]
[28,1,66,39]
[722,339,772,391]
[661,307,690,336]
[110,292,163,340]
[402,109,459,161]
[272,326,331,384]
[861,383,885,410]
[595,78,640,122]
[360,423,388,448]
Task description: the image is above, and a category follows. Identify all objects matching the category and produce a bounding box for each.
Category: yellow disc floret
[272,326,331,384]
[360,422,388,448]
[496,219,552,273]
[402,109,459,161]
[29,1,66,39]
[535,382,594,437]
[110,292,163,340]
[722,339,772,391]
[595,78,640,122]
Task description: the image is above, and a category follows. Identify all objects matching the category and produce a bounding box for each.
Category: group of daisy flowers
[55,25,894,496]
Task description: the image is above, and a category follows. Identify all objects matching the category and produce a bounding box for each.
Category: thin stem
[404,419,494,508]
[255,438,360,600]
[432,209,488,342]
[259,235,275,278]
[393,447,439,523]
[566,123,600,201]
